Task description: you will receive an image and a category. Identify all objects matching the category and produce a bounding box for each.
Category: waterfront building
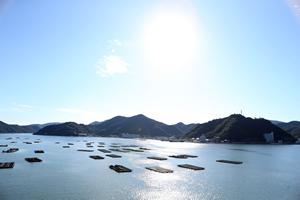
[263,132,275,143]
[200,134,206,143]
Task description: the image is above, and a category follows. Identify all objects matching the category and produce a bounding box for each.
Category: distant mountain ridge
[34,114,184,137]
[180,114,295,143]
[29,122,61,129]
[2,115,298,142]
[175,122,199,133]
[0,121,41,133]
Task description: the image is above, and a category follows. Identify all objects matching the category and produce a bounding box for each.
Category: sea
[0,133,299,200]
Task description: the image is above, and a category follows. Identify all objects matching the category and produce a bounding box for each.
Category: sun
[143,10,198,73]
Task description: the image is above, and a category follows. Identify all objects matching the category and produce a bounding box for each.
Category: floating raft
[68,143,74,145]
[3,148,19,153]
[34,150,44,153]
[106,154,122,158]
[97,145,105,147]
[109,165,132,173]
[98,142,105,145]
[98,149,111,153]
[169,155,188,159]
[86,145,93,148]
[55,142,60,144]
[180,154,198,158]
[123,148,144,152]
[0,162,15,169]
[146,166,173,173]
[25,157,42,162]
[110,145,120,148]
[89,155,104,160]
[34,141,42,143]
[122,145,139,147]
[140,147,150,150]
[77,149,94,152]
[147,156,167,161]
[178,164,205,170]
[216,160,243,164]
[109,149,130,153]
[63,146,70,148]
[0,145,8,147]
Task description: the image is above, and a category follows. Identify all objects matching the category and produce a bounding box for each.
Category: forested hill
[0,121,40,133]
[33,122,94,136]
[34,114,184,137]
[275,121,300,138]
[180,114,295,143]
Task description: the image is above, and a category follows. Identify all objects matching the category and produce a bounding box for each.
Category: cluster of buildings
[106,132,296,144]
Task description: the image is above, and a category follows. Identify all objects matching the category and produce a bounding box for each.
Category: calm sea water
[0,133,299,200]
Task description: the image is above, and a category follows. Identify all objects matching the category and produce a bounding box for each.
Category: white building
[121,133,140,138]
[263,132,275,143]
[200,134,206,143]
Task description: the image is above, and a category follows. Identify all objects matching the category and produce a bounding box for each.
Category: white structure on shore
[263,132,275,143]
[121,133,140,138]
[200,134,206,143]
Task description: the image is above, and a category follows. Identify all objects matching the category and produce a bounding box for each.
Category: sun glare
[144,11,198,73]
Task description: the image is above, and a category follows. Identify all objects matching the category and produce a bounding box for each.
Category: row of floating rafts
[108,164,205,174]
[0,148,242,172]
[109,159,242,174]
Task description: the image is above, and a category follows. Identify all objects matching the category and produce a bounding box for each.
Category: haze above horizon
[1,0,300,125]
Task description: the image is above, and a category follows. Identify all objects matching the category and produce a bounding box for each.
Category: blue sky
[0,0,300,125]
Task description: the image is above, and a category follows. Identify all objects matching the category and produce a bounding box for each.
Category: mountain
[275,121,300,138]
[282,126,300,138]
[29,122,61,129]
[33,122,95,136]
[180,114,295,143]
[275,121,300,128]
[269,120,284,124]
[34,114,183,137]
[175,122,199,133]
[0,121,41,133]
[89,121,104,125]
[93,114,183,137]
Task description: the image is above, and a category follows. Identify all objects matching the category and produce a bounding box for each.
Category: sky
[0,0,300,125]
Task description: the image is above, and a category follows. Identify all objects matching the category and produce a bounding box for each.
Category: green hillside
[274,121,300,138]
[180,114,295,143]
[0,121,40,133]
[33,122,95,136]
[94,114,183,137]
[282,126,300,138]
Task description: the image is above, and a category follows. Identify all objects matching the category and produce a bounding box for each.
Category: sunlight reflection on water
[1,135,299,200]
